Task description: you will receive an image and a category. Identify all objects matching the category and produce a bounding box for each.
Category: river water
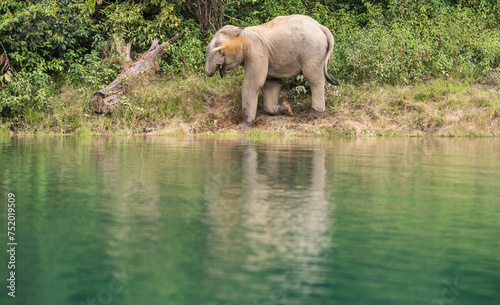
[0,136,499,305]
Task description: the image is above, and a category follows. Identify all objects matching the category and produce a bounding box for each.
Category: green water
[0,136,499,305]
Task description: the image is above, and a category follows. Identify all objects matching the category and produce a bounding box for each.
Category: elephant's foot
[237,121,253,130]
[308,108,326,118]
[266,101,293,116]
[278,100,293,116]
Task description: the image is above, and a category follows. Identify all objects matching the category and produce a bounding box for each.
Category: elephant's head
[205,25,247,78]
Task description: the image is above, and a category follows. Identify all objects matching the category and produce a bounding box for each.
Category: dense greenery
[1,0,499,131]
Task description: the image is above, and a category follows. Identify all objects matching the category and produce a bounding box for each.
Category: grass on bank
[0,70,499,137]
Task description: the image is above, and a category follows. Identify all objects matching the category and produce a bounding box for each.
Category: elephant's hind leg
[302,56,328,117]
[304,73,326,117]
[262,79,292,116]
[262,79,281,114]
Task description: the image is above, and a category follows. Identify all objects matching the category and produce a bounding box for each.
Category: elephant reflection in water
[202,141,333,304]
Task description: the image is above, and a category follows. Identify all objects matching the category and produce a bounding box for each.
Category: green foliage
[98,0,181,51]
[0,69,52,117]
[329,1,500,84]
[4,0,499,84]
[64,50,121,91]
[0,0,96,71]
[162,20,207,75]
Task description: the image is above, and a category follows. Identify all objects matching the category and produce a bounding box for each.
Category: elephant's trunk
[205,47,220,77]
[205,58,216,77]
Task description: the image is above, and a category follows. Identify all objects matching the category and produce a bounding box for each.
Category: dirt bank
[157,79,500,137]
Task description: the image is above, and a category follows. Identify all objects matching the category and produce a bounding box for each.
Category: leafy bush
[64,50,121,91]
[0,69,52,116]
[0,0,96,71]
[328,1,500,84]
[97,0,181,53]
[161,20,207,75]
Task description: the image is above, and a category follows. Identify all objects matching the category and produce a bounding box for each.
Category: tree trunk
[185,0,226,32]
[89,34,179,114]
[112,34,133,63]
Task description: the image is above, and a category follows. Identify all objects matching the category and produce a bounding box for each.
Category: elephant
[205,14,340,129]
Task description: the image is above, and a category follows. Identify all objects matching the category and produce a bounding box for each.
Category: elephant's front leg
[238,66,268,129]
[263,79,293,116]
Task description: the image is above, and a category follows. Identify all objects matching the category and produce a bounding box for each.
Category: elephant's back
[263,14,321,28]
[257,15,328,45]
[256,15,328,55]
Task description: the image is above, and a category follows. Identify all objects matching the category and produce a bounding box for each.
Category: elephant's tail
[322,26,340,86]
[326,73,340,86]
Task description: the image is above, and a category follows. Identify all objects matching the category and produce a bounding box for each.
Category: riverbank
[1,73,499,137]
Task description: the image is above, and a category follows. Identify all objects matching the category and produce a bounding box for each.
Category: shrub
[0,0,96,71]
[0,69,52,117]
[329,1,500,84]
[64,50,121,91]
[161,20,208,75]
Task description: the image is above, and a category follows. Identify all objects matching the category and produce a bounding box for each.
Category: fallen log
[89,34,179,114]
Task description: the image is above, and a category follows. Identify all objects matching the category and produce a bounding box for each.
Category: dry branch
[89,34,179,114]
[113,35,132,63]
[185,0,225,32]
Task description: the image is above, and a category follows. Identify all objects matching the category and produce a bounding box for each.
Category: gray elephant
[205,14,340,129]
